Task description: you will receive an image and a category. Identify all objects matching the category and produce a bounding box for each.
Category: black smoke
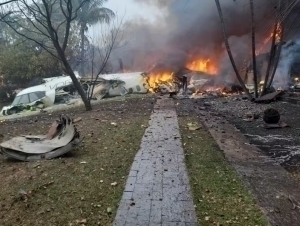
[110,0,283,82]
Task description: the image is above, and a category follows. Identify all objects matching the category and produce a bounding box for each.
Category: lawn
[0,96,155,226]
[178,115,268,226]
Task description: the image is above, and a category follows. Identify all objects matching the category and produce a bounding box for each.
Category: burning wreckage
[3,44,300,118]
[0,65,236,117]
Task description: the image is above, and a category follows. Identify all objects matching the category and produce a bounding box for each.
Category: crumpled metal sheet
[0,115,82,161]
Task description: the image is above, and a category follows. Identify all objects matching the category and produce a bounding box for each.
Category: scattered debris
[187,123,201,131]
[0,115,82,161]
[107,207,112,214]
[111,182,118,186]
[289,195,300,210]
[255,90,284,103]
[75,219,87,224]
[263,108,280,124]
[244,112,260,122]
[264,122,290,129]
[73,117,82,123]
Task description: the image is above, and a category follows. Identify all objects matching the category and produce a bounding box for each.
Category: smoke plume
[111,0,281,82]
[273,40,300,88]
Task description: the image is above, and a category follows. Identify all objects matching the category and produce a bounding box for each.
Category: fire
[145,57,219,94]
[186,58,218,74]
[256,23,282,55]
[145,71,175,93]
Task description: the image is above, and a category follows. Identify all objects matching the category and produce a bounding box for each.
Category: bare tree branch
[0,0,94,110]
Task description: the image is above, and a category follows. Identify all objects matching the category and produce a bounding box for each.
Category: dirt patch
[186,96,300,171]
[0,96,155,226]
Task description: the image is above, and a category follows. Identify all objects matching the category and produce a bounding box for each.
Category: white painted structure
[97,72,148,96]
[1,73,81,115]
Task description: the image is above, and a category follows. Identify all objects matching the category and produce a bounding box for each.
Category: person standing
[182,74,187,94]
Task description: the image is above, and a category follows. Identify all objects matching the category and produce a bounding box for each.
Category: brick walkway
[113,98,198,226]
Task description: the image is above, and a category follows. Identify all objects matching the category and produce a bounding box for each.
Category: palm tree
[76,0,115,76]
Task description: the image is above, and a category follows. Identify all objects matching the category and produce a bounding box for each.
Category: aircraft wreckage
[0,69,216,117]
[0,115,81,161]
[0,72,149,116]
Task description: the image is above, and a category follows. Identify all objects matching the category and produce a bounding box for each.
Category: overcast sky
[103,0,164,23]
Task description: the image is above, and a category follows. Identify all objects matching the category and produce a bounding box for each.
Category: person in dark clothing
[182,75,188,94]
[175,68,190,94]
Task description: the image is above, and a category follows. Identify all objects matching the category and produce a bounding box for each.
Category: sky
[103,0,164,23]
[89,0,165,42]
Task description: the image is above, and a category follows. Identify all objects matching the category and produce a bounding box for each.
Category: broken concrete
[114,98,197,226]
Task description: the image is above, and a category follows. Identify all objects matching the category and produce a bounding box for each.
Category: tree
[215,0,297,99]
[84,17,124,101]
[76,0,115,76]
[0,0,17,7]
[0,44,63,86]
[0,0,97,110]
[215,0,252,100]
[250,0,258,98]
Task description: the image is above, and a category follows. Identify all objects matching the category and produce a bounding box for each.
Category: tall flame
[186,58,218,74]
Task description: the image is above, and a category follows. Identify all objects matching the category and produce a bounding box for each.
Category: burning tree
[0,0,116,111]
[215,0,298,100]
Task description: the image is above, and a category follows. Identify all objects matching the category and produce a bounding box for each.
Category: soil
[180,95,300,172]
[175,95,300,225]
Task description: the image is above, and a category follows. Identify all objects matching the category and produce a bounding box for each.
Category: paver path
[113,98,198,226]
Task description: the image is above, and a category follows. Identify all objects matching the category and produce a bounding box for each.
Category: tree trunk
[261,22,278,96]
[268,29,284,88]
[215,0,252,100]
[80,23,85,77]
[66,64,92,111]
[250,0,258,98]
[268,1,284,89]
[59,47,92,111]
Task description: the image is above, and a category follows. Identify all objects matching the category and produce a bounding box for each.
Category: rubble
[263,108,280,124]
[0,115,81,161]
[255,90,285,103]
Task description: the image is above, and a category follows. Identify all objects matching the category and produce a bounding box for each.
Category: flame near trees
[256,23,283,55]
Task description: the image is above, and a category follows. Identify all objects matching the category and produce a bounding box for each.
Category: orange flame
[145,58,219,93]
[186,58,218,74]
[256,23,282,55]
[146,72,174,93]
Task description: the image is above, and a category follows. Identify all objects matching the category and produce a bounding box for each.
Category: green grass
[0,97,154,226]
[179,116,268,226]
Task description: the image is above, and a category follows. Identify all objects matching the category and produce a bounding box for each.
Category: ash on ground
[176,95,300,171]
